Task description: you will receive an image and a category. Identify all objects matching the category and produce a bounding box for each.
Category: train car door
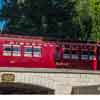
[97,45,100,70]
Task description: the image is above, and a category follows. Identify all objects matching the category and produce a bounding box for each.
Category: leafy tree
[73,0,92,41]
[63,0,77,39]
[89,0,100,41]
[2,0,100,41]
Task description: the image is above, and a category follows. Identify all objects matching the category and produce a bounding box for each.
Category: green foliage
[73,0,92,41]
[3,0,100,41]
[89,0,100,41]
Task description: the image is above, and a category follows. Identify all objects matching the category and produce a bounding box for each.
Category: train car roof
[45,37,97,44]
[0,34,44,42]
[0,34,98,46]
[0,34,57,46]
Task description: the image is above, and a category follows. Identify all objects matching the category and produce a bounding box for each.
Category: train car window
[25,48,32,52]
[81,51,88,60]
[33,46,41,57]
[12,46,21,56]
[24,47,33,57]
[71,51,79,60]
[89,51,95,60]
[3,45,12,56]
[5,47,11,51]
[63,49,71,59]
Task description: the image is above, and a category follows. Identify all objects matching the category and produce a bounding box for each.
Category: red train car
[0,34,99,71]
[56,41,98,70]
[0,34,57,68]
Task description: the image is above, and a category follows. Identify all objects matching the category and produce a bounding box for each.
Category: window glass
[71,51,79,60]
[3,45,12,56]
[63,49,71,59]
[89,51,94,55]
[25,48,32,52]
[24,47,33,57]
[33,47,41,57]
[12,46,21,56]
[81,51,88,60]
[13,47,19,52]
[89,51,95,60]
[4,47,12,51]
[34,48,41,52]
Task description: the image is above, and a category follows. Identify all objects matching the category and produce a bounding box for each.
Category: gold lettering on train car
[1,74,15,82]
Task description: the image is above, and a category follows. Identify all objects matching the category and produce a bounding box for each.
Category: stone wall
[0,68,100,94]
